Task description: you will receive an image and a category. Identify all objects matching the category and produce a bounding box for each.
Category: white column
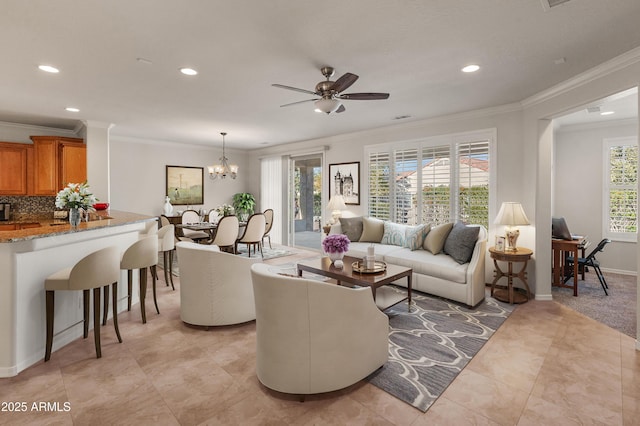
[82,121,114,203]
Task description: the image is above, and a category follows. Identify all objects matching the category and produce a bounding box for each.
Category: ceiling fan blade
[280,98,318,107]
[330,73,359,93]
[335,104,346,113]
[339,92,390,100]
[272,84,318,96]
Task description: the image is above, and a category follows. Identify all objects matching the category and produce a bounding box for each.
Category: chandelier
[208,132,238,180]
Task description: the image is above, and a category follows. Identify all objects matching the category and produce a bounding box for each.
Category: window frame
[602,136,638,242]
[364,129,496,229]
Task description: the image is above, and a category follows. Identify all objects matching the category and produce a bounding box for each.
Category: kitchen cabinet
[30,136,86,195]
[0,223,42,231]
[0,142,29,195]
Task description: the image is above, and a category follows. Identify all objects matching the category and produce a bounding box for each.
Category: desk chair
[566,238,611,295]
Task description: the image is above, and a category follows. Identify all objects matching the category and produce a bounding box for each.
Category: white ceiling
[1,0,639,149]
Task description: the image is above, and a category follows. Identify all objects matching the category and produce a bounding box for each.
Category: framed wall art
[166,165,204,205]
[495,235,506,252]
[329,162,360,205]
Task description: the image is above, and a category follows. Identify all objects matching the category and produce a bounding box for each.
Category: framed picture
[329,162,360,205]
[166,165,204,205]
[495,236,505,252]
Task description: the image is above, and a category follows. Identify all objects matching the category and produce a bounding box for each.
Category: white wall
[109,136,251,216]
[554,120,638,274]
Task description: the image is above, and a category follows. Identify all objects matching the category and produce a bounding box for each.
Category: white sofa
[176,241,261,326]
[250,263,389,394]
[330,220,487,307]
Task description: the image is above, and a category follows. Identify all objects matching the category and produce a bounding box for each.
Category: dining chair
[236,213,266,257]
[211,215,240,254]
[44,246,122,361]
[180,209,209,242]
[262,209,274,249]
[208,209,221,224]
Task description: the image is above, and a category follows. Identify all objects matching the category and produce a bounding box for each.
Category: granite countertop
[0,210,156,243]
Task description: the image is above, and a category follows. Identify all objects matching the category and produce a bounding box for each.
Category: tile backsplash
[0,196,56,220]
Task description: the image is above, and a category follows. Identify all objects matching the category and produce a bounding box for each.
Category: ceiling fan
[272,66,389,114]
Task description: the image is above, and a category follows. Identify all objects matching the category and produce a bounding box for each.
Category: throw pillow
[359,217,385,242]
[444,222,481,264]
[423,222,454,254]
[339,217,363,242]
[404,224,430,251]
[380,222,407,247]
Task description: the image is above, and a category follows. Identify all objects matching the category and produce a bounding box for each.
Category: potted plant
[232,192,256,222]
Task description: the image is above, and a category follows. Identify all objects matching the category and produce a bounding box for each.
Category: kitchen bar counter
[0,210,152,243]
[0,210,156,377]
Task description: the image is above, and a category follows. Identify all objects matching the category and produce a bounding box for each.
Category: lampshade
[314,98,341,114]
[494,202,530,226]
[327,195,347,212]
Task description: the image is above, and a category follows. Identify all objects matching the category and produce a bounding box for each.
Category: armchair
[176,241,261,326]
[250,263,389,394]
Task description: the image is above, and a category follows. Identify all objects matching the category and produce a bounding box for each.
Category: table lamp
[494,202,530,252]
[327,195,347,224]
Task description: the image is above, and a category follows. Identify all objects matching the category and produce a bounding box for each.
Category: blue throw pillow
[404,224,429,251]
[380,222,407,246]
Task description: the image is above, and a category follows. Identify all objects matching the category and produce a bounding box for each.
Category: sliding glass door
[289,154,323,250]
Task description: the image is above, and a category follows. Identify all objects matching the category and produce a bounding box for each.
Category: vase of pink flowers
[322,234,350,263]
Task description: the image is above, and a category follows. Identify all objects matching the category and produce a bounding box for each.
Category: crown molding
[522,46,640,108]
[554,117,638,133]
[0,120,78,135]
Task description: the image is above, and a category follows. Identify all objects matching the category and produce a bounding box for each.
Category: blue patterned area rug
[367,289,514,412]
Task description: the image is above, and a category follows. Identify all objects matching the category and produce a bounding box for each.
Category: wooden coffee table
[297,255,413,311]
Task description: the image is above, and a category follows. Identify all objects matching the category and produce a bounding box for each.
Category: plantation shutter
[368,150,391,220]
[393,148,419,224]
[456,140,490,228]
[421,145,451,225]
[606,142,638,239]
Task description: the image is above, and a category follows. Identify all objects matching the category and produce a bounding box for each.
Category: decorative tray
[352,260,387,274]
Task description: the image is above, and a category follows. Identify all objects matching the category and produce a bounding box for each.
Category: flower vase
[69,208,81,228]
[328,251,344,264]
[163,196,173,216]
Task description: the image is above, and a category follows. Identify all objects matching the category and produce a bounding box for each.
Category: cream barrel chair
[176,241,261,326]
[250,263,389,395]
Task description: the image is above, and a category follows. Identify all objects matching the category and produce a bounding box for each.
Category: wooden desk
[551,238,587,296]
[489,247,533,304]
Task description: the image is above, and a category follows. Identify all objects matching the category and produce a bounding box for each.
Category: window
[603,137,638,242]
[366,130,493,229]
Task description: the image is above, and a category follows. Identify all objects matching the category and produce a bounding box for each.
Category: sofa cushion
[339,217,363,242]
[404,224,429,251]
[383,248,469,284]
[444,222,480,264]
[347,242,402,261]
[359,217,385,242]
[423,222,453,254]
[380,222,407,246]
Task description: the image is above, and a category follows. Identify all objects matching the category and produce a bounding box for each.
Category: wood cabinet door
[32,137,58,195]
[59,142,87,187]
[0,224,17,231]
[0,143,29,195]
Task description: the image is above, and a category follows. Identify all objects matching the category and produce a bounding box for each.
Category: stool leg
[83,290,90,338]
[45,290,54,362]
[151,265,160,315]
[93,287,102,358]
[163,251,171,287]
[127,270,133,311]
[169,250,175,290]
[102,285,109,326]
[139,268,147,324]
[111,282,122,343]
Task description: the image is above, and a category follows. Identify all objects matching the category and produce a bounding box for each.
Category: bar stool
[121,235,159,324]
[158,224,176,290]
[44,246,121,362]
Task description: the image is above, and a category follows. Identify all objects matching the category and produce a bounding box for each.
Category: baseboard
[601,267,637,276]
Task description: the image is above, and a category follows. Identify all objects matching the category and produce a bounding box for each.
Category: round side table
[489,247,533,304]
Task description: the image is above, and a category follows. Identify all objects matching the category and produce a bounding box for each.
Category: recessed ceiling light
[461,64,480,73]
[38,65,59,73]
[600,111,615,116]
[65,107,80,112]
[180,67,198,76]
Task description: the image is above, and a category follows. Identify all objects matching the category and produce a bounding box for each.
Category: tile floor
[1,248,638,425]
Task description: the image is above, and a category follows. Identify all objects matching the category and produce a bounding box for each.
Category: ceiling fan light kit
[273,66,389,114]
